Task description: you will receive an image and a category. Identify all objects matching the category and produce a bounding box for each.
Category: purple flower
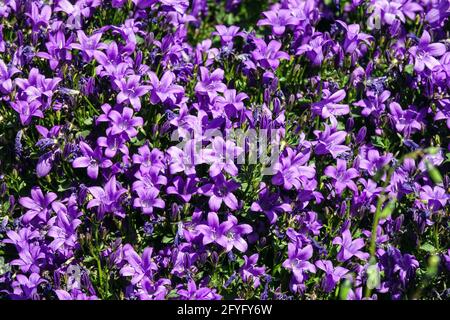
[108,107,143,138]
[47,202,81,253]
[418,186,448,211]
[132,145,165,173]
[251,183,291,224]
[133,188,165,216]
[332,229,369,262]
[282,243,316,283]
[203,136,243,177]
[195,67,227,100]
[196,212,252,252]
[311,89,349,118]
[409,30,446,72]
[257,9,299,36]
[72,141,113,179]
[120,245,158,285]
[315,260,349,293]
[358,149,393,176]
[272,147,316,190]
[314,124,350,158]
[296,33,330,66]
[87,175,127,218]
[324,159,359,195]
[55,289,98,300]
[37,31,74,70]
[97,134,129,158]
[115,75,150,110]
[214,89,248,117]
[239,254,266,288]
[148,70,184,105]
[19,187,57,224]
[252,39,289,70]
[177,279,221,300]
[4,227,40,250]
[55,0,90,29]
[0,59,19,94]
[212,25,243,45]
[167,141,201,175]
[10,243,45,274]
[10,100,43,126]
[26,3,51,32]
[71,31,104,61]
[11,273,45,300]
[217,214,253,252]
[200,174,240,211]
[335,20,373,55]
[166,176,198,203]
[388,102,423,136]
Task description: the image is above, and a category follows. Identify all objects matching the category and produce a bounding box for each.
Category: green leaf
[425,160,443,184]
[379,199,396,219]
[405,64,414,75]
[162,235,174,244]
[419,243,436,253]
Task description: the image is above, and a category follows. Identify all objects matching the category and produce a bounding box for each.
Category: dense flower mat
[0,0,449,300]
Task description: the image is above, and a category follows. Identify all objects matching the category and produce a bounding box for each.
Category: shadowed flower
[199,174,240,211]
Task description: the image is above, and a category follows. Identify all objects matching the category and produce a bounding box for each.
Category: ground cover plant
[0,0,449,300]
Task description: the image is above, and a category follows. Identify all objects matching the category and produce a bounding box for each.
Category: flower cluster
[0,0,448,300]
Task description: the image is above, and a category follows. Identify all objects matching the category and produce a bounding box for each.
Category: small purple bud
[356,126,367,144]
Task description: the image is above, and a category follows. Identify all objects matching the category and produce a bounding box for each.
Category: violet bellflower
[272,147,316,190]
[239,253,266,288]
[72,141,113,179]
[203,136,243,177]
[120,245,158,285]
[212,25,243,46]
[257,9,299,36]
[177,279,221,300]
[18,187,57,224]
[133,187,165,216]
[148,70,184,105]
[332,229,369,262]
[214,89,248,118]
[194,67,227,100]
[408,30,446,72]
[199,174,240,211]
[311,89,349,119]
[37,31,75,70]
[324,159,359,195]
[71,31,105,62]
[107,106,143,138]
[282,243,316,284]
[114,75,150,111]
[314,124,350,158]
[250,182,292,224]
[87,175,127,218]
[196,212,252,252]
[251,38,290,70]
[315,260,349,293]
[10,100,43,126]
